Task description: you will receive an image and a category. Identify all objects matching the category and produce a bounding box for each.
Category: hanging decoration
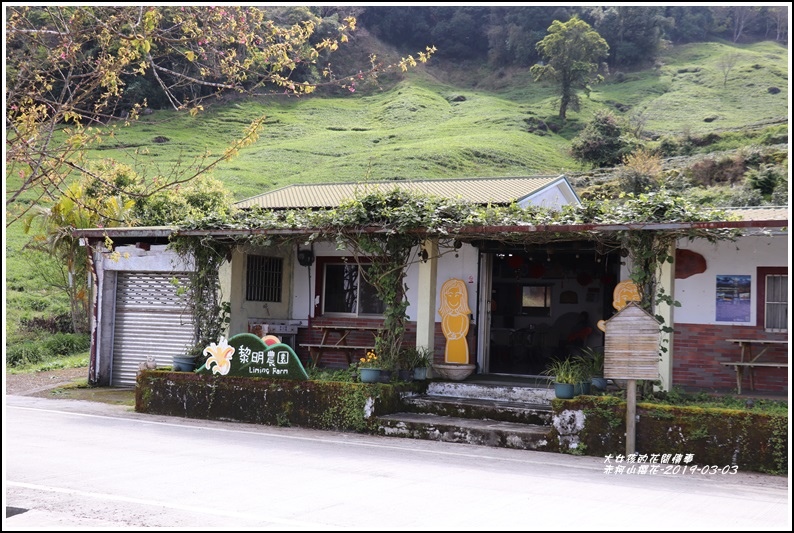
[506,255,524,270]
[528,263,545,278]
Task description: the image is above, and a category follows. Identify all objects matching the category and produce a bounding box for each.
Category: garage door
[112,272,195,386]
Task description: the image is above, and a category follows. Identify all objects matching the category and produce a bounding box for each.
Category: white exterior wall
[292,240,480,324]
[101,244,192,272]
[408,242,479,323]
[226,244,295,335]
[233,230,788,342]
[674,233,788,325]
[520,182,579,210]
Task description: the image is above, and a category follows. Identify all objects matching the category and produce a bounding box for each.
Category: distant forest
[356,5,788,68]
[7,5,789,112]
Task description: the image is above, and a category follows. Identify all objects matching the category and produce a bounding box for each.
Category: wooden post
[626,379,636,456]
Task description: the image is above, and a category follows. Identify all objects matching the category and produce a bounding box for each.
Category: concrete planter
[432,363,476,381]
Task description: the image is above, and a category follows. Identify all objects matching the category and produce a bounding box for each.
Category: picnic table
[720,338,788,394]
[299,324,381,366]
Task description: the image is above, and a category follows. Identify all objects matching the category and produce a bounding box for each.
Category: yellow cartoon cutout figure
[597,280,641,332]
[438,278,472,364]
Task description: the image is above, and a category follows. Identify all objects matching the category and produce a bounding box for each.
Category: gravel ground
[5,367,135,406]
[5,367,89,396]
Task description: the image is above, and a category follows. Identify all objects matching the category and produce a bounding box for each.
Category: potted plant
[542,357,584,399]
[396,346,432,381]
[396,347,416,382]
[172,346,202,372]
[575,347,606,391]
[572,355,592,396]
[410,347,433,380]
[357,350,383,383]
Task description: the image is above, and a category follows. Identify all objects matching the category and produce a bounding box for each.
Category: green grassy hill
[78,40,788,201]
[4,39,789,366]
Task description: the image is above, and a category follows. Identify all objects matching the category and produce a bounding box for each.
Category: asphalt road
[3,394,791,531]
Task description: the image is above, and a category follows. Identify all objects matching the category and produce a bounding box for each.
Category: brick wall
[673,323,788,393]
[295,318,470,369]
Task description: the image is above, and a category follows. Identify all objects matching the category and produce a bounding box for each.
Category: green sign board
[196,333,308,380]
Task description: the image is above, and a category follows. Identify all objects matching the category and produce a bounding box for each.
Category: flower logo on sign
[203,336,235,375]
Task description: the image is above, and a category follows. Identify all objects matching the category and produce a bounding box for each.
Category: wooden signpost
[602,302,661,456]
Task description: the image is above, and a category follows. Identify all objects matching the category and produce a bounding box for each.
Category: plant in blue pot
[542,357,583,399]
[574,347,606,392]
[357,350,382,383]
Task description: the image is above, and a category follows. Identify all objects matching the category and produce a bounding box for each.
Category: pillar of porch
[656,241,676,392]
[415,238,439,352]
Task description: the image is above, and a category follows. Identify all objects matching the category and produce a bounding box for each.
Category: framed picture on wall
[715,275,751,322]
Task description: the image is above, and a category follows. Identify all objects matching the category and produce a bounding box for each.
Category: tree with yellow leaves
[5,6,435,225]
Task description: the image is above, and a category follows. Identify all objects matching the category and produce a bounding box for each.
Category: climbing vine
[168,235,233,359]
[168,187,740,367]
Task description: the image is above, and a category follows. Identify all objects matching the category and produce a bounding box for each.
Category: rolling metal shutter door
[112,273,195,386]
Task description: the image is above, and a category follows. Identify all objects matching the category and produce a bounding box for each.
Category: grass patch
[6,352,90,374]
[640,387,788,416]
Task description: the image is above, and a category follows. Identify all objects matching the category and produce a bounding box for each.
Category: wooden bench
[720,361,788,395]
[299,343,375,366]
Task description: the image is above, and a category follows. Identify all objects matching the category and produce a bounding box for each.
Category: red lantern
[507,255,524,270]
[528,263,545,278]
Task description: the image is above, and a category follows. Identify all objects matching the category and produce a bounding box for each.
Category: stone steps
[377,412,552,451]
[375,377,556,451]
[401,395,553,425]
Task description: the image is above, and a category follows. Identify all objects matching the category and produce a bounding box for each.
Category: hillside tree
[5,6,435,226]
[530,16,609,120]
[717,53,741,88]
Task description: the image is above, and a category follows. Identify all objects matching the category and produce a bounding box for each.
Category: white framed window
[756,267,788,333]
[761,270,787,332]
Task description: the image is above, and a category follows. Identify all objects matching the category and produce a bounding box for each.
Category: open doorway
[482,242,620,376]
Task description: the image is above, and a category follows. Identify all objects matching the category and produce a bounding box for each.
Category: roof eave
[72,218,788,241]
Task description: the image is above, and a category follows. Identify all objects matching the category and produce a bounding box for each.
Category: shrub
[745,164,783,196]
[771,173,788,205]
[6,333,90,368]
[686,154,746,187]
[20,313,74,334]
[570,110,634,168]
[617,148,663,194]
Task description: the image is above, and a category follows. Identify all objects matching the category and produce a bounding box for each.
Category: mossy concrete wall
[547,396,788,475]
[136,370,422,433]
[135,373,786,475]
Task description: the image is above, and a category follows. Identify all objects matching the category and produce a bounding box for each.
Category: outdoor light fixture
[297,247,314,267]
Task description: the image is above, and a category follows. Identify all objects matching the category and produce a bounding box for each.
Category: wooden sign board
[196,333,309,380]
[603,302,660,380]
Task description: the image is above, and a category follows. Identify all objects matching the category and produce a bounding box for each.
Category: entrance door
[482,245,617,376]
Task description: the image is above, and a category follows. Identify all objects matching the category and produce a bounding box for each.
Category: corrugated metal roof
[235,176,564,209]
[722,206,789,222]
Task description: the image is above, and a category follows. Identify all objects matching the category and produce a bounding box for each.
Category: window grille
[246,255,283,302]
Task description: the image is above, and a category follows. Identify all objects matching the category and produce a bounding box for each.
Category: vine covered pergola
[163,188,746,370]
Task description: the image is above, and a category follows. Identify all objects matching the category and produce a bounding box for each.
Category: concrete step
[426,379,556,405]
[377,412,552,451]
[402,394,553,425]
